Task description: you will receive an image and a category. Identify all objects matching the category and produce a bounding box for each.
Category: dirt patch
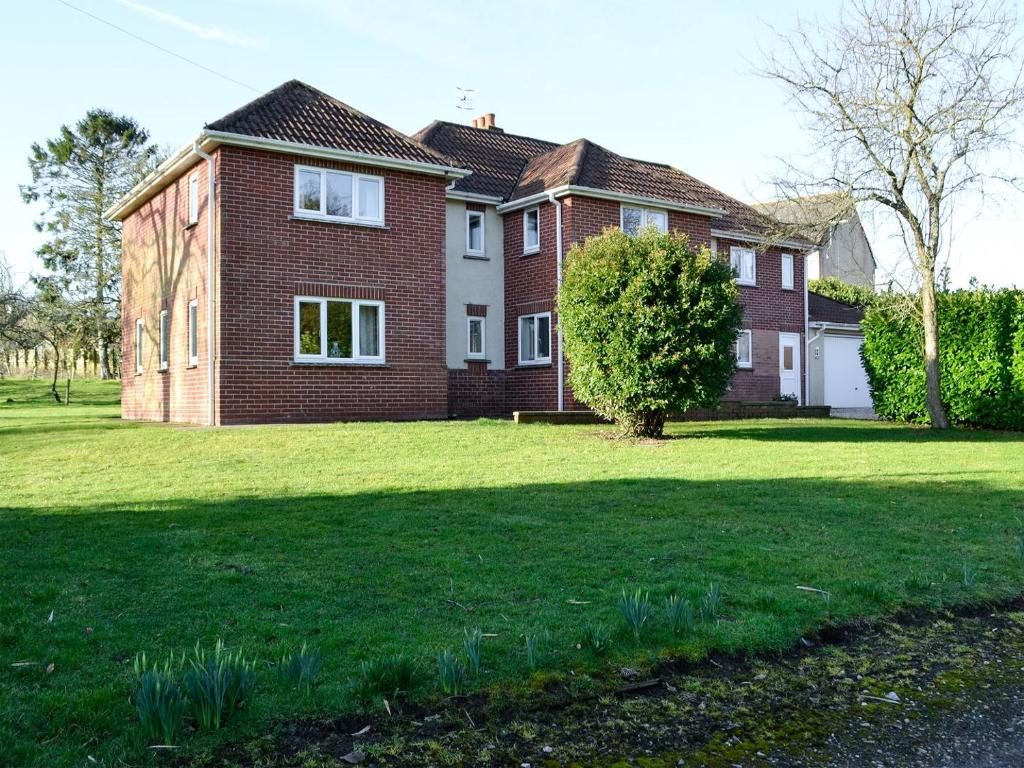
[192,600,1024,767]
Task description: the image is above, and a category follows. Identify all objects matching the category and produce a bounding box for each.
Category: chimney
[470,113,501,131]
[484,112,495,128]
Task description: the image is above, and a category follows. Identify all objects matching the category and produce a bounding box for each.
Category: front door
[779,332,801,403]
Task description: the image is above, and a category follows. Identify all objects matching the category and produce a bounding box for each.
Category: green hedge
[861,289,1024,429]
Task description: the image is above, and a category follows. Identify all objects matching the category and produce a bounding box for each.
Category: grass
[2,378,1024,766]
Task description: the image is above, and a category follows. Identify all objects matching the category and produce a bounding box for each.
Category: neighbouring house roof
[411,120,559,199]
[752,192,858,245]
[206,80,457,168]
[808,291,865,326]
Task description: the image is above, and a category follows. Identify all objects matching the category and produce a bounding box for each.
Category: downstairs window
[294,297,384,364]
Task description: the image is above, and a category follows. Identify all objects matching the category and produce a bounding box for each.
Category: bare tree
[761,0,1024,428]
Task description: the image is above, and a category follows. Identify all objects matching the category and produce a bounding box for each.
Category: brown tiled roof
[412,121,558,198]
[808,291,865,325]
[206,80,459,168]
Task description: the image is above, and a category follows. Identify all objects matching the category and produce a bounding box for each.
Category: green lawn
[2,378,1024,767]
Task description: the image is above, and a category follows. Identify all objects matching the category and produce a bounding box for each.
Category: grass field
[2,378,1024,766]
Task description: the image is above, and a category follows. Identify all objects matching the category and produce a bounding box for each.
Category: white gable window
[730,246,757,286]
[135,318,144,374]
[518,312,551,365]
[188,175,199,226]
[467,316,485,358]
[523,207,540,254]
[294,296,385,364]
[781,253,795,289]
[158,309,169,370]
[736,329,753,369]
[294,166,384,225]
[187,299,199,366]
[620,205,668,236]
[466,210,485,255]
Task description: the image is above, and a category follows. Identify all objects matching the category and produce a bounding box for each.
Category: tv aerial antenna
[456,87,476,123]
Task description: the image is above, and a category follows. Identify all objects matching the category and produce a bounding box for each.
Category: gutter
[192,143,217,427]
[710,228,812,251]
[549,192,565,412]
[498,185,727,219]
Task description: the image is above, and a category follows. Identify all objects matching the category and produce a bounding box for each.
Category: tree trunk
[50,343,62,402]
[623,410,666,439]
[98,338,110,379]
[919,269,949,429]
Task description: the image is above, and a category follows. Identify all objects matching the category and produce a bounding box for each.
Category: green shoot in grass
[464,628,483,675]
[525,631,548,668]
[181,640,256,731]
[619,587,653,641]
[701,583,722,624]
[583,623,612,655]
[436,648,466,695]
[278,643,323,692]
[133,653,186,746]
[663,593,695,635]
[962,562,976,589]
[350,653,419,702]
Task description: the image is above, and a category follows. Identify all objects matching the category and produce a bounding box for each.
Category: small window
[735,330,752,369]
[293,166,384,225]
[466,210,485,255]
[523,207,540,254]
[730,246,756,286]
[620,205,668,236]
[518,312,551,365]
[294,297,385,363]
[158,309,169,370]
[467,316,485,358]
[187,299,199,366]
[781,253,795,289]
[188,175,199,225]
[135,318,144,374]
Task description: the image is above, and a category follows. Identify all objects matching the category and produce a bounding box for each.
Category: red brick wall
[448,369,508,417]
[121,153,218,424]
[215,146,448,423]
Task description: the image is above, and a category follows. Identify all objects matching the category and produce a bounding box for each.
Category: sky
[2,0,1022,289]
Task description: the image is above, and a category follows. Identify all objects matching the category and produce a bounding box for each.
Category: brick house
[109,81,809,424]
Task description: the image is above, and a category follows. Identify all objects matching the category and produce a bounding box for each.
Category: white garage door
[824,334,873,408]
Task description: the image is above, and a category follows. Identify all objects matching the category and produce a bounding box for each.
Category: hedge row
[861,289,1024,430]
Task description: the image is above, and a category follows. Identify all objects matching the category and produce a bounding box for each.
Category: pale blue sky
[2,0,1021,288]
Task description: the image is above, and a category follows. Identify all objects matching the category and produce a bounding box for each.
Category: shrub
[278,643,323,692]
[350,653,418,702]
[618,588,654,641]
[558,227,743,438]
[861,288,1024,429]
[436,648,466,695]
[663,594,695,636]
[809,276,877,308]
[182,640,256,731]
[133,653,186,746]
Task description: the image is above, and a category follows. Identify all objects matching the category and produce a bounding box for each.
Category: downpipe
[192,143,216,426]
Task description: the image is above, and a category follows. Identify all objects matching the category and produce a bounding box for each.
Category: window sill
[184,222,198,231]
[289,214,389,230]
[463,253,489,261]
[465,358,490,364]
[186,363,198,369]
[736,364,754,370]
[517,361,552,368]
[157,366,169,373]
[522,249,540,257]
[291,360,388,368]
[736,282,757,288]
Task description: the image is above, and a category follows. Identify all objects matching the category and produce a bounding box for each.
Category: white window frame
[293,296,386,364]
[467,316,486,359]
[736,329,753,369]
[135,318,144,374]
[188,174,199,226]
[158,309,169,370]
[292,165,385,226]
[781,253,795,290]
[518,311,552,366]
[730,246,757,286]
[620,204,669,235]
[187,299,199,366]
[523,207,540,254]
[465,210,485,256]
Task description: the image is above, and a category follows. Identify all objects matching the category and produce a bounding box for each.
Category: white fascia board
[445,189,503,205]
[710,228,812,251]
[106,130,472,221]
[496,185,728,218]
[808,321,864,332]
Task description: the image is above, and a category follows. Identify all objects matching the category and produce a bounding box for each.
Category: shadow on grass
[673,421,1024,444]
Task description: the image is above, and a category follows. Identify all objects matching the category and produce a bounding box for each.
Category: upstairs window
[466,210,485,255]
[467,316,485,358]
[187,299,199,366]
[294,166,384,225]
[518,312,551,365]
[736,329,752,368]
[188,175,199,225]
[294,296,384,364]
[620,205,668,236]
[730,246,756,286]
[781,253,795,289]
[159,309,169,370]
[135,318,144,374]
[523,207,540,254]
